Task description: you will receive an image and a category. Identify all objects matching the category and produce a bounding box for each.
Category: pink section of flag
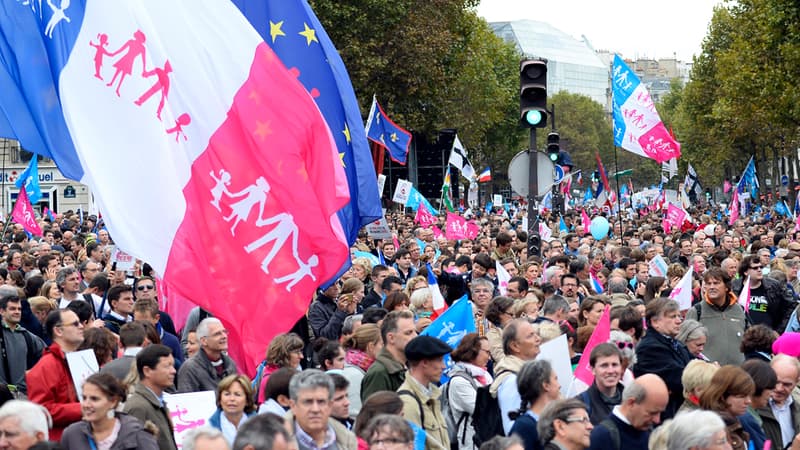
[393,234,401,251]
[432,226,444,239]
[445,212,468,240]
[639,123,681,163]
[11,188,42,236]
[581,209,591,234]
[738,276,751,311]
[414,203,436,228]
[730,190,740,225]
[495,260,511,296]
[669,267,694,310]
[161,42,349,376]
[573,306,611,385]
[466,220,480,239]
[666,203,686,229]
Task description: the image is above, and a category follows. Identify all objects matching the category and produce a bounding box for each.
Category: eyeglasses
[562,416,592,424]
[749,265,762,270]
[137,284,155,291]
[58,320,82,329]
[615,341,634,350]
[370,438,410,447]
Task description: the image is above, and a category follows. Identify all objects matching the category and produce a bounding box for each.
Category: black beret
[404,336,451,361]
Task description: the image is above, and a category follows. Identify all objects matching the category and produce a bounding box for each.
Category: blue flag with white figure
[14,157,42,203]
[422,295,475,382]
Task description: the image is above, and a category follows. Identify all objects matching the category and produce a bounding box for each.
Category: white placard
[110,246,136,271]
[393,179,412,204]
[66,349,99,401]
[493,194,503,206]
[378,174,387,196]
[366,216,393,240]
[535,333,574,397]
[163,391,217,449]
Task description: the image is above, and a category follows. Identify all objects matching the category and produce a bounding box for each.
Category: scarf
[345,349,375,372]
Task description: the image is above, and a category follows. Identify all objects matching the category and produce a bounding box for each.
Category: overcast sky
[476,0,724,61]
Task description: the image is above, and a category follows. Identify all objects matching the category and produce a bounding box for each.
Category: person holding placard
[26,309,84,441]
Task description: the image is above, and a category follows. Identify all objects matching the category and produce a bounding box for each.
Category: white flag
[738,276,751,310]
[496,260,511,296]
[448,135,476,180]
[662,158,678,180]
[669,267,694,311]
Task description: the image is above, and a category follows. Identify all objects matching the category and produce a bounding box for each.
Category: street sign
[781,175,789,186]
[554,165,565,184]
[508,150,555,197]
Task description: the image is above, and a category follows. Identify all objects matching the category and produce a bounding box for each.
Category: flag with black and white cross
[448,134,476,181]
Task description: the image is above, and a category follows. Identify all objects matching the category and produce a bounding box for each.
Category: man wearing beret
[397,335,451,450]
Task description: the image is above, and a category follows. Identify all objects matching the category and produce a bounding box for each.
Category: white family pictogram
[212,172,318,292]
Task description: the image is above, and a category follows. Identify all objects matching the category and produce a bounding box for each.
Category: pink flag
[445,212,468,240]
[581,209,591,234]
[11,188,42,236]
[466,220,480,239]
[495,260,511,296]
[729,190,740,225]
[666,203,686,229]
[669,267,694,310]
[414,203,436,228]
[432,226,444,239]
[738,276,751,311]
[662,218,671,234]
[723,180,732,194]
[574,306,611,385]
[393,233,401,252]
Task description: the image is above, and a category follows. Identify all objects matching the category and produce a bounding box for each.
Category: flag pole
[613,147,623,238]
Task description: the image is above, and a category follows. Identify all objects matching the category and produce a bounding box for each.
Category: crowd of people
[1,206,800,450]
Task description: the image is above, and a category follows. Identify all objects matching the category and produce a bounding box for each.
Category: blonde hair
[409,288,432,313]
[28,296,56,315]
[681,360,719,399]
[344,324,381,352]
[512,297,539,318]
[341,278,364,296]
[538,322,561,343]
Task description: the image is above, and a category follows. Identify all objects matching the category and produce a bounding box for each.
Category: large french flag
[0,1,349,374]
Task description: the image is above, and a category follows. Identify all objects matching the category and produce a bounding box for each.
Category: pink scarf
[345,349,375,372]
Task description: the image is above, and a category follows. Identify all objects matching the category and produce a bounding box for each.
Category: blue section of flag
[590,274,604,293]
[44,207,55,222]
[365,97,412,164]
[611,55,641,147]
[354,251,380,267]
[485,202,493,214]
[406,187,435,213]
[232,0,382,248]
[559,216,568,233]
[0,1,87,180]
[421,295,476,383]
[14,156,42,203]
[737,156,759,198]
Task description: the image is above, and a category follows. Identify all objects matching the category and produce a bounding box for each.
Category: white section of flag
[449,135,475,180]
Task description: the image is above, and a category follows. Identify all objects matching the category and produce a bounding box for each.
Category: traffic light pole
[527,128,541,258]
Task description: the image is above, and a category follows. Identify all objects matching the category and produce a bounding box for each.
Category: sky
[476,0,725,61]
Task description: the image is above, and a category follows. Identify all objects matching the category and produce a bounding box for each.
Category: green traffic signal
[524,110,544,127]
[549,151,558,162]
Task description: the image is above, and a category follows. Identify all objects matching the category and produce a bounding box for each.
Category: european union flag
[232,0,382,248]
[422,295,475,382]
[365,96,412,165]
[15,157,42,203]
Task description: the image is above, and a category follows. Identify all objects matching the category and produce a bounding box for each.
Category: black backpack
[442,370,476,450]
[471,370,511,447]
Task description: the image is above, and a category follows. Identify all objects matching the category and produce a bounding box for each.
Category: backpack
[471,369,511,447]
[442,370,476,450]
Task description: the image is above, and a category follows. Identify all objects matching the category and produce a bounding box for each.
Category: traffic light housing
[520,59,548,128]
[547,132,560,162]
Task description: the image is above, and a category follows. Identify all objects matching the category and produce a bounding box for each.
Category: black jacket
[308,294,348,340]
[732,276,795,332]
[576,382,624,425]
[632,329,692,420]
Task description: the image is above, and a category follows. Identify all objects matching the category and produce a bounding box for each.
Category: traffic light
[519,59,548,128]
[547,132,560,162]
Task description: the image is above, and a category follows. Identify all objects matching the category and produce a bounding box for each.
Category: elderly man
[0,400,51,449]
[632,298,691,420]
[490,318,542,434]
[537,399,593,450]
[177,318,238,392]
[183,427,230,450]
[758,354,800,449]
[232,414,292,450]
[287,370,356,450]
[588,374,669,450]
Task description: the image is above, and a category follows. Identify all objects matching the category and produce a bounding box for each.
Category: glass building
[491,20,610,110]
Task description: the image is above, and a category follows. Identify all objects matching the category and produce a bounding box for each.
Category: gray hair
[666,410,726,450]
[536,398,588,445]
[541,295,570,316]
[288,369,334,401]
[543,266,561,283]
[609,330,636,365]
[676,319,707,344]
[517,360,554,406]
[607,277,629,294]
[196,317,222,340]
[622,379,648,403]
[471,277,494,293]
[501,318,531,356]
[182,426,226,450]
[342,314,363,336]
[479,435,523,450]
[0,400,52,441]
[0,285,18,300]
[56,267,78,288]
[233,413,291,450]
[363,414,414,446]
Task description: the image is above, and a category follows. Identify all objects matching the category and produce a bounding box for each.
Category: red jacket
[26,342,81,441]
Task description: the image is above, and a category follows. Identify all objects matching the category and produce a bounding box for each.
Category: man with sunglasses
[733,255,795,332]
[26,308,84,441]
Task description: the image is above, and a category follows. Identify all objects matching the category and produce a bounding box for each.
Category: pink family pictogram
[90,29,191,140]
